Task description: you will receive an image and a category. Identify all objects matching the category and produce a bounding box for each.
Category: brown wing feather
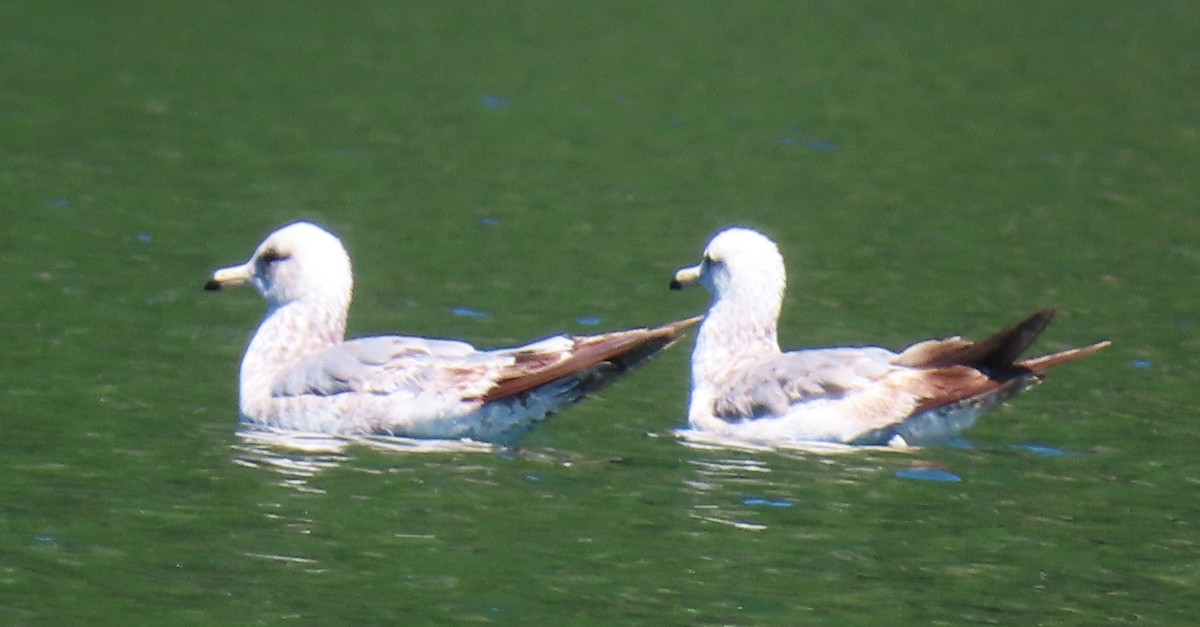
[907,366,1034,417]
[897,309,1109,416]
[894,308,1057,374]
[478,317,701,403]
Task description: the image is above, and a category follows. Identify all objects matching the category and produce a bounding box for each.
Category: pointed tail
[480,316,702,403]
[895,307,1109,378]
[1020,340,1112,375]
[900,308,1110,425]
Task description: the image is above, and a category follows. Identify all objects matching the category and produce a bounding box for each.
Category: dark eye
[259,248,290,265]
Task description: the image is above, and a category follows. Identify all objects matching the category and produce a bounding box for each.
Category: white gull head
[671,227,786,352]
[206,221,353,312]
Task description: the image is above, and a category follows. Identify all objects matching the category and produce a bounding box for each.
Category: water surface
[2,2,1198,624]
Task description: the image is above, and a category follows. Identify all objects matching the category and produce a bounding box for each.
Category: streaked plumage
[205,221,697,444]
[670,227,1109,446]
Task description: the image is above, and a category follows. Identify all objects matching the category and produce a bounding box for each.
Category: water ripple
[232,428,494,489]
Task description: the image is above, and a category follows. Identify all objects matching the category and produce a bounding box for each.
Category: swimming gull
[205,221,698,444]
[669,227,1109,447]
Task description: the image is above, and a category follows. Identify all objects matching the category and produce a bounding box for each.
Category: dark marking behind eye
[259,248,290,264]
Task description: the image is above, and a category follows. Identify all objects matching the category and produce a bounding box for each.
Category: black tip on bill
[668,280,683,291]
[203,280,222,291]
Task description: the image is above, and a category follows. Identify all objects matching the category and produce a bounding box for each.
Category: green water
[3,2,1198,624]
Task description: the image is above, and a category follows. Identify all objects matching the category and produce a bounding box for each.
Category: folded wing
[270,317,701,415]
[710,309,1109,444]
[712,347,898,419]
[272,336,497,398]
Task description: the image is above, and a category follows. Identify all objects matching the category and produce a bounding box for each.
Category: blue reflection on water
[1010,443,1080,457]
[452,307,491,319]
[481,94,510,110]
[895,468,962,483]
[742,497,793,508]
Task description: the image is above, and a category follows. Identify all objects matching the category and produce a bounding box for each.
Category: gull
[669,227,1109,447]
[204,221,698,444]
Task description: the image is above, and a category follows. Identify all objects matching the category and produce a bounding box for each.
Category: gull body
[670,227,1109,447]
[206,221,697,444]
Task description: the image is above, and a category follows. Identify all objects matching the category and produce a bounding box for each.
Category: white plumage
[206,221,696,444]
[671,227,1109,447]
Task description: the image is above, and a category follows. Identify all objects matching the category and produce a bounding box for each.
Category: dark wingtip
[964,308,1059,374]
[203,280,222,291]
[668,280,683,291]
